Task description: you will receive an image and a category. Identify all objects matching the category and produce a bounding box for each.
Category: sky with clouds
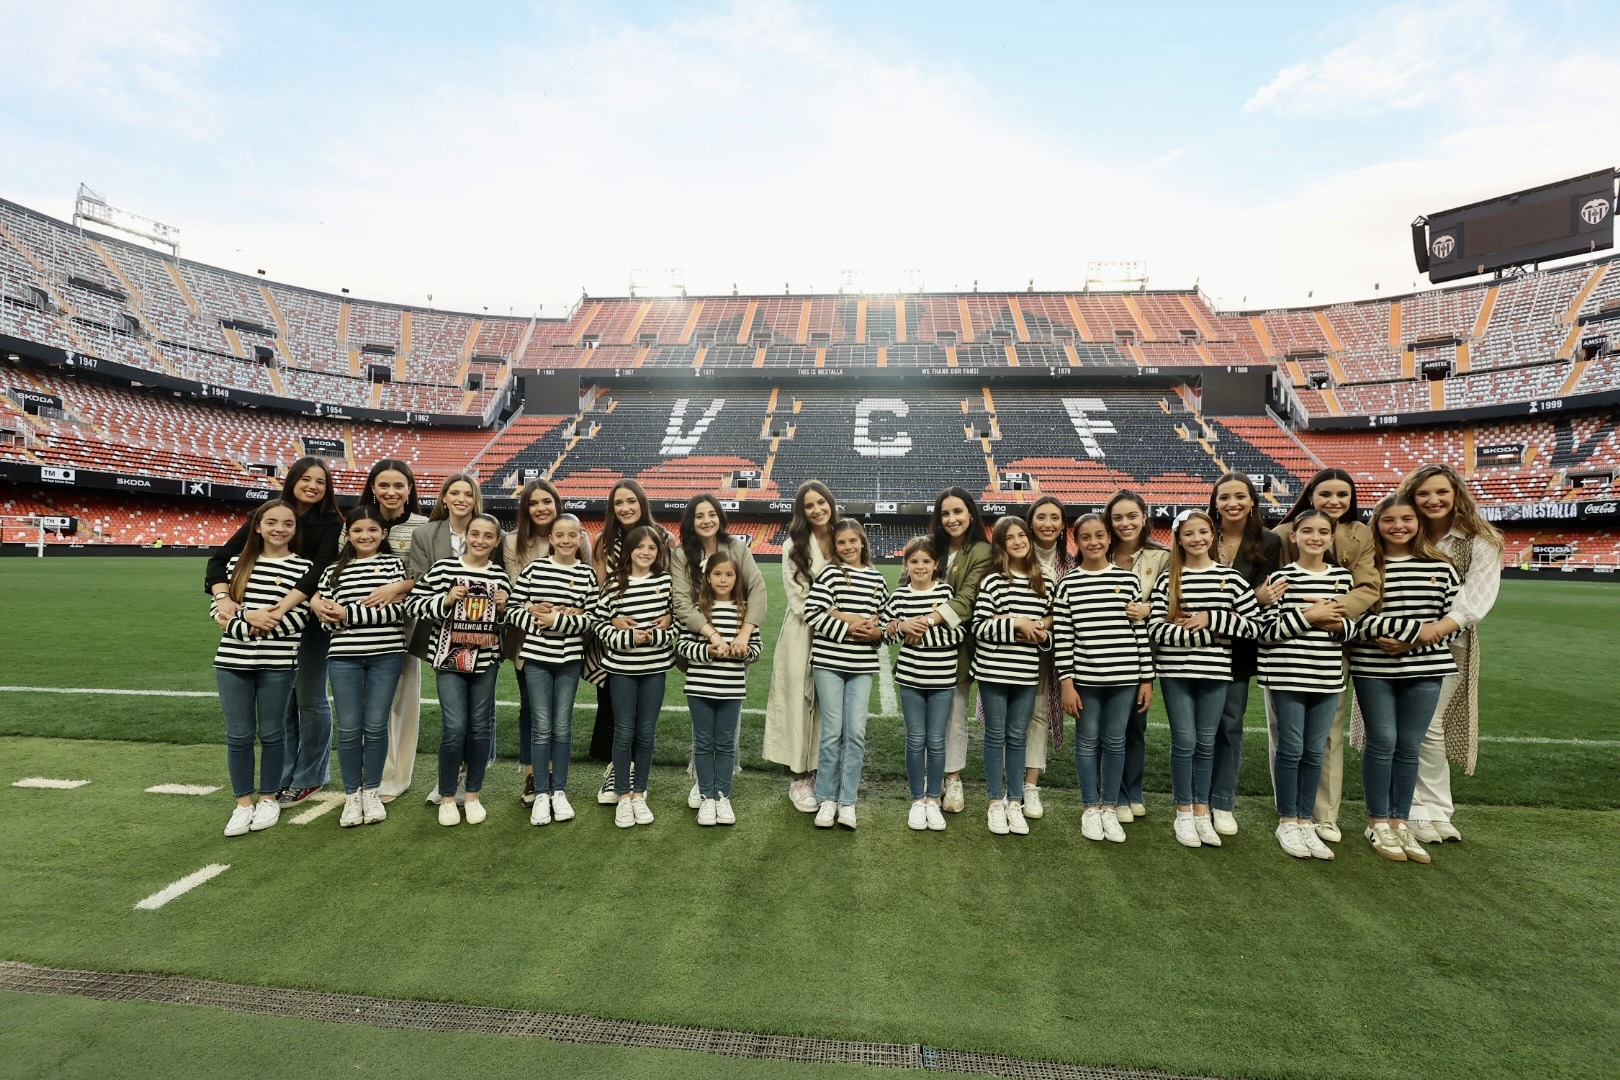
[3,0,1616,318]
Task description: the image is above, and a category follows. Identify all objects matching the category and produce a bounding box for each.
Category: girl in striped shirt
[880,536,965,832]
[1347,493,1460,864]
[594,525,677,827]
[1054,513,1153,844]
[412,513,509,827]
[1256,509,1355,861]
[211,501,312,837]
[804,518,887,829]
[1148,510,1262,849]
[678,549,763,827]
[972,515,1055,837]
[508,514,597,826]
[312,507,409,828]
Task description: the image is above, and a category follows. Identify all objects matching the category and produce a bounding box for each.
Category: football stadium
[2,5,1617,1079]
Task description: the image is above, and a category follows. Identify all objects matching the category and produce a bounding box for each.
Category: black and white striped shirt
[507,556,599,666]
[593,573,677,676]
[678,601,762,700]
[1147,564,1261,680]
[1255,563,1353,693]
[1052,566,1154,687]
[409,557,512,673]
[211,554,313,670]
[1347,556,1460,679]
[317,554,409,658]
[804,563,889,674]
[880,582,967,690]
[971,570,1055,686]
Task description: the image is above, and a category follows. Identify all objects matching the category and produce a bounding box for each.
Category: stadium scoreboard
[1414,169,1615,283]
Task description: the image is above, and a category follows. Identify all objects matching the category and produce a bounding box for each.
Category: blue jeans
[899,684,952,800]
[610,670,665,796]
[690,696,743,799]
[217,667,295,799]
[1116,692,1149,806]
[813,667,873,805]
[328,652,404,794]
[1210,679,1249,812]
[980,681,1036,802]
[523,660,581,793]
[435,666,498,796]
[1355,675,1444,820]
[1074,683,1135,808]
[1269,688,1339,819]
[1161,676,1229,806]
[278,621,334,790]
[516,670,533,767]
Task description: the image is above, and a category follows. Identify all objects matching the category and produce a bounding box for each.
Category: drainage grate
[0,961,1212,1079]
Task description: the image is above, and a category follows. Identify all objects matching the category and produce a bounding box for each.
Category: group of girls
[207,464,768,835]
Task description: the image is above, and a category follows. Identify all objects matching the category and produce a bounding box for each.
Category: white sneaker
[1100,808,1126,843]
[1212,809,1238,836]
[597,765,618,805]
[1113,804,1135,824]
[1300,824,1335,860]
[1407,817,1442,844]
[790,777,820,813]
[1365,822,1407,861]
[697,798,717,826]
[425,787,442,806]
[631,797,654,825]
[1313,820,1342,843]
[942,775,965,813]
[249,799,280,832]
[361,788,386,824]
[1130,801,1147,818]
[1395,824,1432,863]
[1174,811,1201,848]
[1080,806,1104,841]
[987,800,1010,835]
[615,799,635,828]
[814,800,837,828]
[438,800,460,827]
[924,801,947,831]
[340,793,363,828]
[1022,784,1044,819]
[836,804,858,830]
[1276,822,1311,858]
[1193,814,1221,847]
[551,792,575,822]
[1006,802,1029,835]
[530,793,552,826]
[688,782,704,810]
[1434,819,1462,843]
[224,804,254,837]
[908,800,928,831]
[715,796,736,825]
[464,799,487,825]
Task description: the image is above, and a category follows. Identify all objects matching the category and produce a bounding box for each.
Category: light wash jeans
[1355,676,1443,820]
[812,667,873,805]
[1160,676,1229,806]
[278,621,334,790]
[217,667,295,799]
[435,666,498,796]
[1268,687,1339,819]
[899,684,952,800]
[328,652,404,794]
[980,681,1036,802]
[522,660,582,793]
[1074,683,1135,808]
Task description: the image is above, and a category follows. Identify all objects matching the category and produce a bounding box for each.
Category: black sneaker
[522,771,536,806]
[596,764,617,805]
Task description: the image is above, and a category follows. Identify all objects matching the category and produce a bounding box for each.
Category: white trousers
[1409,672,1461,824]
[376,653,422,798]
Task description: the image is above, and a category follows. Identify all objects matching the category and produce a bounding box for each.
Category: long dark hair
[928,486,986,561]
[611,524,669,597]
[282,456,339,518]
[1282,468,1360,527]
[513,477,564,559]
[1207,471,1265,568]
[988,515,1046,597]
[1025,494,1070,567]
[679,494,734,596]
[1103,489,1167,557]
[229,499,303,603]
[327,505,395,595]
[599,479,656,571]
[786,479,836,588]
[358,458,419,520]
[426,473,483,523]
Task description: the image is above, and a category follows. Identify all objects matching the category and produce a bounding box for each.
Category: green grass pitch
[0,558,1616,1079]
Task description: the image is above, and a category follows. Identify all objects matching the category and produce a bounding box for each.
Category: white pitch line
[146,783,221,796]
[12,777,90,789]
[134,863,230,911]
[288,792,348,825]
[2,686,1616,747]
[876,648,899,716]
